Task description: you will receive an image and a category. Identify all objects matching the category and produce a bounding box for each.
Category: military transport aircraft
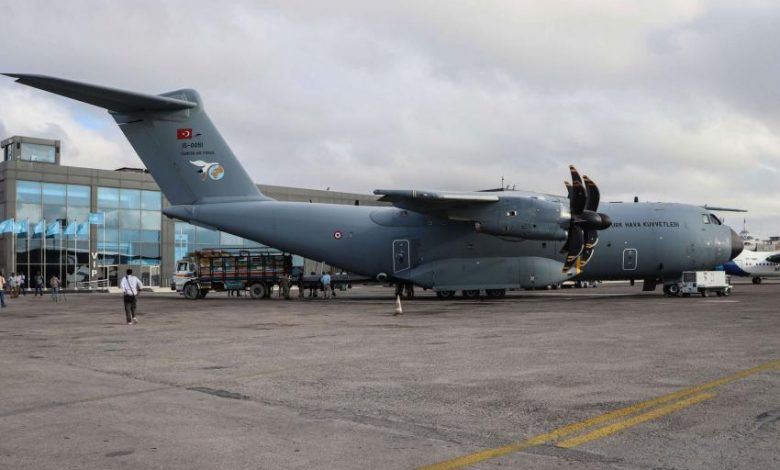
[5,74,744,298]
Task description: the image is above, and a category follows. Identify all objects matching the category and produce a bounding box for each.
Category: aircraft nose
[729,228,744,260]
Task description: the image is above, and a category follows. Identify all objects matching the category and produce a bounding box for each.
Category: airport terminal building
[0,135,383,288]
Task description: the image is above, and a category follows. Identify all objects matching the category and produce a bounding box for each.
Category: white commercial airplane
[723,249,780,284]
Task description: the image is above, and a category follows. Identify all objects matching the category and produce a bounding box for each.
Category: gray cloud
[0,0,778,235]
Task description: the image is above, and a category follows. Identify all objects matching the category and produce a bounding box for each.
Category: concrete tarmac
[0,281,778,469]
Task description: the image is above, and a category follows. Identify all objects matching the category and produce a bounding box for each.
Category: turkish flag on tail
[177,128,193,139]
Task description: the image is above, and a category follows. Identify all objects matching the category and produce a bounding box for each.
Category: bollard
[394,295,403,316]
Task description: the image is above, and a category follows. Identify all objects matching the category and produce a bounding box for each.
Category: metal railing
[74,279,111,291]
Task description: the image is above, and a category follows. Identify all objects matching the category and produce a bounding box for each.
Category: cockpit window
[702,214,710,224]
[709,214,722,225]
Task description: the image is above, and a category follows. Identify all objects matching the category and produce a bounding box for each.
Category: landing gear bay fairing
[6,74,744,295]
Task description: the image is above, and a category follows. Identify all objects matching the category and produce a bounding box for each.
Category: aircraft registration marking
[414,358,780,470]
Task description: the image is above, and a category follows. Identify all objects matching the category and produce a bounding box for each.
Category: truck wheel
[701,290,708,297]
[666,284,680,296]
[462,289,480,299]
[724,288,731,297]
[249,283,266,299]
[184,283,200,300]
[436,290,456,299]
[485,289,506,299]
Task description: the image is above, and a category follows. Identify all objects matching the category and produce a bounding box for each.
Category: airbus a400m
[6,74,743,298]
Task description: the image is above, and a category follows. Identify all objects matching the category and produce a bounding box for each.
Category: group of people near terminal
[0,271,62,307]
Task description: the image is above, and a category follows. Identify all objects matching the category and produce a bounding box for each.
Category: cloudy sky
[1,0,778,235]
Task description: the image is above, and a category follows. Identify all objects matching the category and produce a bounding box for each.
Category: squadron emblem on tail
[189,160,225,181]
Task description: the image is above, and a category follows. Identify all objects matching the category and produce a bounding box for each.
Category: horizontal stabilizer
[3,73,196,112]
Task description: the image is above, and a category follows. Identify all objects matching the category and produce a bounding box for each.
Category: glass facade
[14,181,91,287]
[97,187,162,266]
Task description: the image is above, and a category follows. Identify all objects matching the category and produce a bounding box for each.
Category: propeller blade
[583,176,600,212]
[564,180,572,199]
[569,165,583,187]
[561,166,611,272]
[579,229,599,266]
[571,180,587,215]
[561,225,584,272]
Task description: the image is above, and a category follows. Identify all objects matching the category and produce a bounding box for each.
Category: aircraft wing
[766,253,780,263]
[373,189,499,213]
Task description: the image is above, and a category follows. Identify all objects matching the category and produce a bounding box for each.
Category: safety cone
[394,295,403,316]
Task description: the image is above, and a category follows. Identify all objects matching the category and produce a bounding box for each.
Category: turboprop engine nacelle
[452,197,570,241]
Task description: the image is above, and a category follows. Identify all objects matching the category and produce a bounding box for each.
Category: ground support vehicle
[174,249,292,299]
[668,271,732,297]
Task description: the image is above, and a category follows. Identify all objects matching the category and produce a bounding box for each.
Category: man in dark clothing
[34,272,44,296]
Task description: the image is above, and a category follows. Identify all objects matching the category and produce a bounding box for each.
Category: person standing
[49,275,60,302]
[279,274,291,300]
[18,273,25,296]
[8,273,17,298]
[120,269,143,325]
[0,272,6,308]
[33,272,44,296]
[320,272,332,300]
[308,272,318,298]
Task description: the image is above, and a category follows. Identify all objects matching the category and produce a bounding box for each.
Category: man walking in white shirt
[120,269,143,325]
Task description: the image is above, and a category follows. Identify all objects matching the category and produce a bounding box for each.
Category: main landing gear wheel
[462,289,480,299]
[184,283,200,300]
[485,289,506,299]
[435,290,456,299]
[752,277,762,284]
[249,282,267,299]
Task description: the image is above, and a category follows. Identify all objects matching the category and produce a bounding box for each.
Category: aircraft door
[393,239,410,273]
[623,248,638,271]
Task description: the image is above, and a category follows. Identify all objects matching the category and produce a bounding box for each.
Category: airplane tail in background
[4,74,269,206]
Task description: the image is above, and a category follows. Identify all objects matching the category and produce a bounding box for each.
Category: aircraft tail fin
[5,74,269,206]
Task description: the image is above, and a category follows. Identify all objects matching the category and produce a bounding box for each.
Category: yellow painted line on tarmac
[414,358,780,470]
[555,392,716,448]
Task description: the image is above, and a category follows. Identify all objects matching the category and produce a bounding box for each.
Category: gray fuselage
[165,197,740,291]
